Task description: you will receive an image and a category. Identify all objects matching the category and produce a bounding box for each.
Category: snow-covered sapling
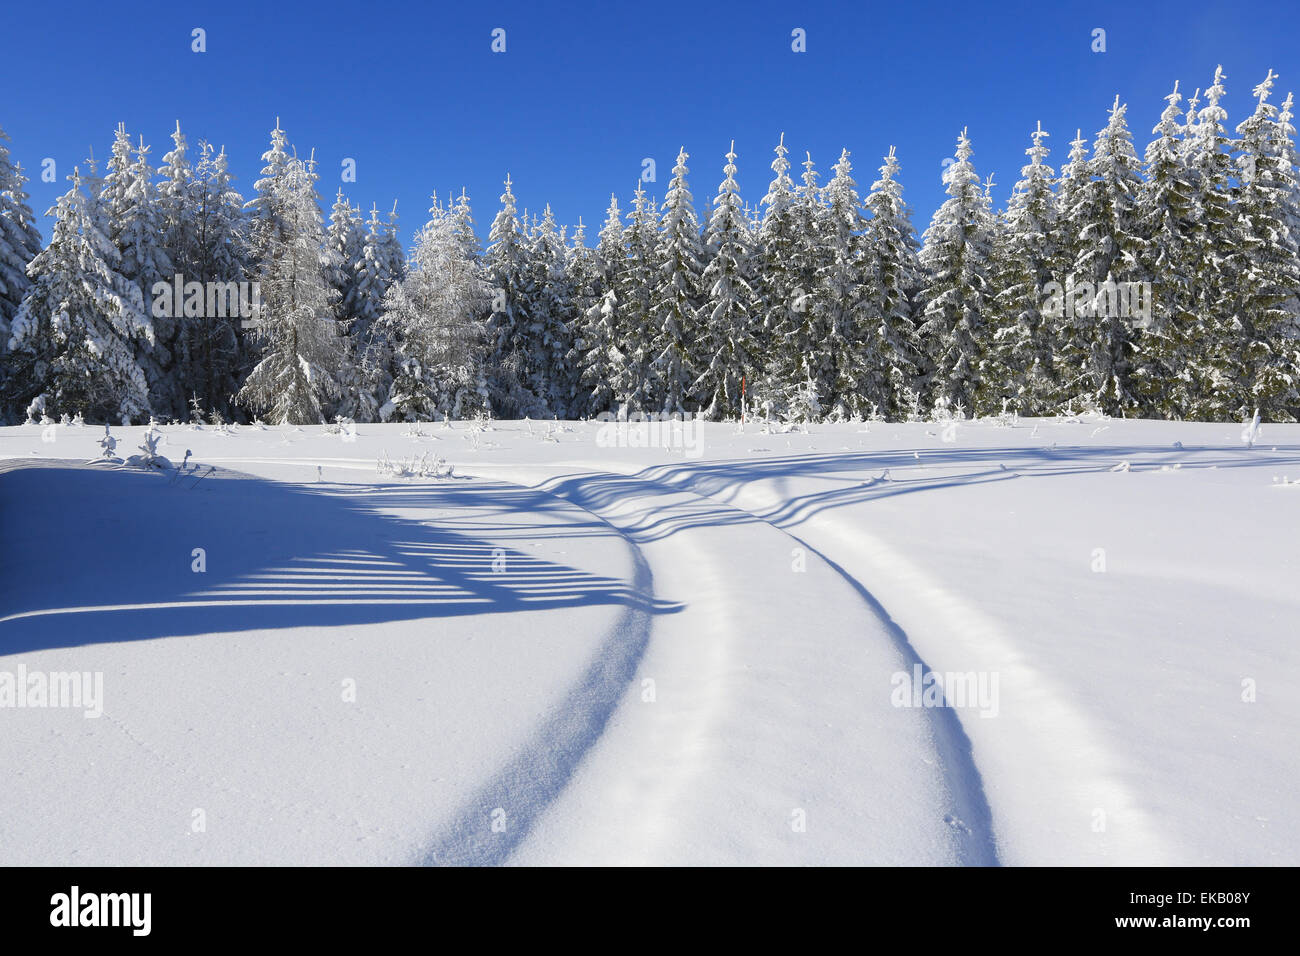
[99,425,119,460]
[126,427,172,471]
[1242,408,1262,449]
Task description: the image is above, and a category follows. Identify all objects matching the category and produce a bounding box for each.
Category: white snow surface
[0,414,1295,865]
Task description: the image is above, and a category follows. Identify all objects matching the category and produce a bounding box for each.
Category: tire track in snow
[757,525,998,865]
[419,479,658,866]
[649,463,1174,865]
[559,465,999,866]
[464,464,977,864]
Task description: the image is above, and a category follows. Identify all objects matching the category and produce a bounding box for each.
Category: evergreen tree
[861,147,923,419]
[326,188,366,329]
[245,119,293,277]
[1275,92,1300,251]
[694,142,758,419]
[157,122,197,276]
[7,168,154,422]
[236,155,341,423]
[918,129,994,415]
[380,203,406,287]
[1224,70,1300,419]
[0,126,42,353]
[103,125,177,417]
[773,152,834,419]
[376,190,489,420]
[1134,82,1199,417]
[751,133,800,410]
[577,195,626,416]
[1058,97,1145,415]
[612,182,659,412]
[988,123,1060,415]
[354,205,394,337]
[562,217,600,417]
[817,148,871,419]
[1183,68,1239,417]
[484,175,542,415]
[182,141,249,421]
[649,148,704,414]
[524,205,576,414]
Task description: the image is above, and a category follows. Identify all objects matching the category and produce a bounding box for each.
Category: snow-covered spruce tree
[244,120,293,284]
[562,217,601,418]
[861,147,923,420]
[154,121,198,415]
[484,175,542,416]
[577,195,626,416]
[236,155,342,424]
[987,123,1060,416]
[1182,68,1240,418]
[650,148,704,415]
[1275,92,1300,255]
[917,129,995,416]
[523,205,577,415]
[1056,97,1145,416]
[0,126,42,355]
[6,168,154,422]
[375,190,489,421]
[330,203,401,421]
[816,148,872,420]
[379,203,406,288]
[612,181,660,412]
[182,141,249,421]
[102,125,178,418]
[356,205,396,337]
[1047,127,1096,414]
[751,133,800,409]
[1133,83,1200,418]
[693,142,759,419]
[326,188,366,329]
[769,152,835,420]
[1223,70,1300,420]
[157,122,197,269]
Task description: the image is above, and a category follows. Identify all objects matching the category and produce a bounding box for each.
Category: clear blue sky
[4,0,1300,248]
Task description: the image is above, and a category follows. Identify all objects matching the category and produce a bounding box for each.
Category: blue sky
[4,0,1300,248]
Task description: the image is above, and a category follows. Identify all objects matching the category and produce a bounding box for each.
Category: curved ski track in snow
[636,460,1175,866]
[418,482,659,865]
[461,463,986,865]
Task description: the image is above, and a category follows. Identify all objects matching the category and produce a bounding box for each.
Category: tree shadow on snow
[0,461,680,656]
[536,441,1300,542]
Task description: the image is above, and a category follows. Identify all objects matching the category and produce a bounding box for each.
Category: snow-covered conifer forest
[5,66,1300,427]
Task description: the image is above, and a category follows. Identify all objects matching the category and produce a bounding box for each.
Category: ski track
[460,463,979,865]
[635,461,1176,866]
[540,464,997,865]
[417,479,658,866]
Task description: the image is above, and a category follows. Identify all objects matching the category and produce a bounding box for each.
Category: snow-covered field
[1,414,1296,866]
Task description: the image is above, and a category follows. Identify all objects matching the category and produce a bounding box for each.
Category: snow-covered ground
[1,414,1295,865]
